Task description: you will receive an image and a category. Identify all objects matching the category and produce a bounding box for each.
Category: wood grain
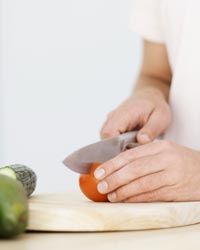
[27,192,200,232]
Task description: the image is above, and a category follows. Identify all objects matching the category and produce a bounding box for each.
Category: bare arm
[134,40,172,101]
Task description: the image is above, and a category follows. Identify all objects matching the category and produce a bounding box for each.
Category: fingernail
[94,168,105,179]
[139,133,150,143]
[97,181,108,193]
[108,192,117,202]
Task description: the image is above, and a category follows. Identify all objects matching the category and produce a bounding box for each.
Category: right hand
[100,90,172,144]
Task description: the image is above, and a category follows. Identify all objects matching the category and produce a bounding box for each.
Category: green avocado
[0,175,28,238]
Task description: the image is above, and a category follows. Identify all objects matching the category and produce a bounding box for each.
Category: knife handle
[119,131,139,152]
[122,142,139,152]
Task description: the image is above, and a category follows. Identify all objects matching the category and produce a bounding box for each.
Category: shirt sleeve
[130,0,164,43]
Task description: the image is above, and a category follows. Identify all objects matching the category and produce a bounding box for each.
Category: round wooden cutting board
[27,192,200,232]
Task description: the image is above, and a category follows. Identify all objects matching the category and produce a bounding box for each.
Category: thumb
[137,110,169,144]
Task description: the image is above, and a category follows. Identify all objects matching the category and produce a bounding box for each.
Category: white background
[0,0,141,193]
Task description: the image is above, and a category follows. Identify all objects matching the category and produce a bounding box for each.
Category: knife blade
[63,131,139,174]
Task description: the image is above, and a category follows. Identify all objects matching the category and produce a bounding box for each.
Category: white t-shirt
[130,0,200,150]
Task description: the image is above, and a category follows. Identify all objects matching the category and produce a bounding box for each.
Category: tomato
[79,162,109,202]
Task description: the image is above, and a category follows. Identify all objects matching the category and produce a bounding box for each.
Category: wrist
[133,74,170,102]
[132,86,167,105]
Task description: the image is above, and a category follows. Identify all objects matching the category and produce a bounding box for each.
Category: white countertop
[2,223,200,250]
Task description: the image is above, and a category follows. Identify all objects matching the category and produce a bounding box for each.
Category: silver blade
[63,131,139,174]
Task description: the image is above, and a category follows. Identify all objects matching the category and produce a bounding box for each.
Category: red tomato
[79,162,109,202]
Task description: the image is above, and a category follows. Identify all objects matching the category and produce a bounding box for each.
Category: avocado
[0,175,28,238]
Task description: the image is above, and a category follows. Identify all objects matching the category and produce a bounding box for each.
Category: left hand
[94,140,200,202]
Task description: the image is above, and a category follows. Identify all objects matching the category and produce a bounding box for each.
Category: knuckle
[127,193,152,202]
[119,166,132,182]
[115,186,128,201]
[136,178,148,192]
[151,189,166,201]
[141,190,160,202]
[114,153,129,168]
[123,109,134,123]
[106,172,121,191]
[125,188,174,202]
[109,156,126,174]
[154,188,173,201]
[120,149,134,162]
[140,128,153,141]
[129,195,143,203]
[145,193,157,202]
[126,163,140,179]
[160,189,173,201]
[109,158,118,172]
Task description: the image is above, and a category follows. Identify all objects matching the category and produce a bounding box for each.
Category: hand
[100,91,171,144]
[94,140,200,202]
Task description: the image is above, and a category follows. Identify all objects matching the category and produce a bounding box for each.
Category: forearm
[133,74,171,102]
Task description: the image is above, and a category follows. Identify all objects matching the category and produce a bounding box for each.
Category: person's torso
[160,0,200,149]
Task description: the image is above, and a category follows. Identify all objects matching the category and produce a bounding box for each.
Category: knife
[63,131,139,174]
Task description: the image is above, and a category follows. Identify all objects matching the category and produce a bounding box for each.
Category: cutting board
[27,192,200,232]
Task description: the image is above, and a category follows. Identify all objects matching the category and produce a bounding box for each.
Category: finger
[107,171,170,202]
[97,154,165,194]
[137,109,171,144]
[100,110,139,139]
[94,140,165,180]
[100,122,120,139]
[124,186,174,203]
